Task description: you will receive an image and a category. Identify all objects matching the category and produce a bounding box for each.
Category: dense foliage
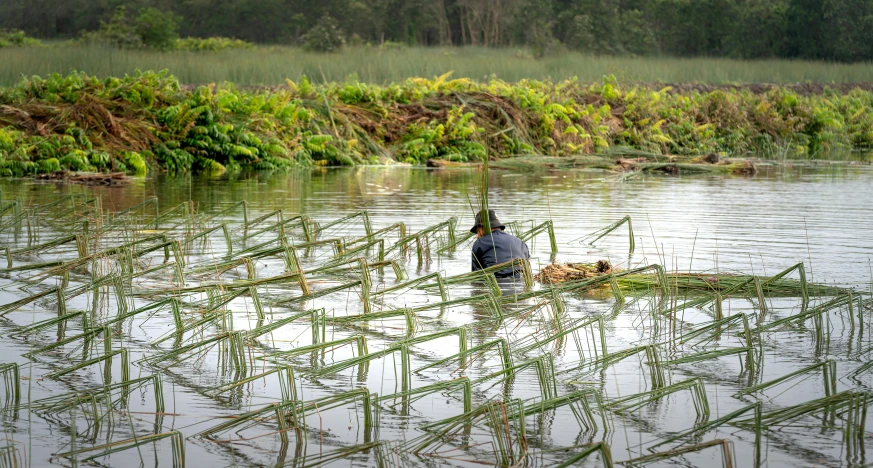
[2,0,872,61]
[80,6,179,50]
[302,16,346,53]
[0,29,42,48]
[78,7,253,52]
[173,37,254,52]
[0,71,871,176]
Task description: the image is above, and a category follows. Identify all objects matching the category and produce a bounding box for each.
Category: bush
[347,34,366,47]
[173,37,254,52]
[302,15,345,53]
[0,29,42,48]
[80,7,143,48]
[379,41,408,51]
[80,6,180,50]
[619,10,658,56]
[135,8,181,50]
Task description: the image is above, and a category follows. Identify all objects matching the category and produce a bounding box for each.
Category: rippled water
[0,164,871,467]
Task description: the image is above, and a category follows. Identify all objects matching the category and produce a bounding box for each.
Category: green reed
[623,439,735,467]
[0,190,869,468]
[0,363,20,412]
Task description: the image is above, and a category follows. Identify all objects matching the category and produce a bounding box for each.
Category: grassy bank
[3,45,873,87]
[0,71,872,176]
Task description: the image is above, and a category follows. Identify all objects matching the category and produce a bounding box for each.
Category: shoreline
[1,71,872,176]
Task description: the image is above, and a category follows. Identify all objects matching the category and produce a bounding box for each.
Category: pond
[0,164,871,467]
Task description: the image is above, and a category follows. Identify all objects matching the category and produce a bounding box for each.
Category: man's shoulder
[501,231,524,242]
[505,232,529,248]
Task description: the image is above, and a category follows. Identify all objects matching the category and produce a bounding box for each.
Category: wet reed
[0,187,868,467]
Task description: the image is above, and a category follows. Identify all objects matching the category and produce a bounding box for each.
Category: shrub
[347,34,366,47]
[0,29,42,48]
[619,10,658,56]
[135,8,181,50]
[123,152,148,176]
[379,41,408,51]
[80,6,181,50]
[173,37,254,52]
[302,15,345,53]
[80,7,143,48]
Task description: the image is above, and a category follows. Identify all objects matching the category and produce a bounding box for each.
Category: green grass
[3,45,873,86]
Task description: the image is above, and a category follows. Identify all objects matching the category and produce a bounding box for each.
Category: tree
[136,8,181,50]
[821,0,873,62]
[728,0,787,58]
[303,15,346,52]
[1,0,872,62]
[783,0,824,59]
[619,9,658,56]
[81,6,143,48]
[510,0,557,57]
[555,0,622,54]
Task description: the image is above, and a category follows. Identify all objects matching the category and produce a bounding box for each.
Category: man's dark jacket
[471,230,530,277]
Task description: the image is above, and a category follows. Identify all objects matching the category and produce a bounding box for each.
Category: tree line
[2,0,872,62]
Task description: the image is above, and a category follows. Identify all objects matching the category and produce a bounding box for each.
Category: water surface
[0,164,871,467]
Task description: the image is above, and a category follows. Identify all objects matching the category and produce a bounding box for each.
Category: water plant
[0,190,868,468]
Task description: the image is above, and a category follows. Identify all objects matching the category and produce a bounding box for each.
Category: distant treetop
[2,0,871,62]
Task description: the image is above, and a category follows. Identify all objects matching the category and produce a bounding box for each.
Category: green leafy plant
[303,15,345,53]
[80,6,143,48]
[135,8,182,50]
[1,71,871,176]
[173,37,253,52]
[0,29,42,48]
[79,6,180,50]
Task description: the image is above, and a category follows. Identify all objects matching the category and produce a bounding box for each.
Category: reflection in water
[6,165,870,286]
[0,164,871,467]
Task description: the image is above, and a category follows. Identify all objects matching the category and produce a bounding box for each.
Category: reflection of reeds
[650,402,763,467]
[1,190,870,468]
[608,378,710,420]
[735,360,837,397]
[196,389,376,442]
[555,442,614,467]
[412,399,528,465]
[0,444,25,466]
[30,375,165,426]
[0,363,20,411]
[55,431,185,466]
[623,439,734,467]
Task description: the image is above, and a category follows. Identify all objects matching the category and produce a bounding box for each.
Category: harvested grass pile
[615,157,758,176]
[2,71,872,176]
[536,260,614,284]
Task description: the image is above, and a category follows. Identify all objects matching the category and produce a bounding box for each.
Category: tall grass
[2,45,873,86]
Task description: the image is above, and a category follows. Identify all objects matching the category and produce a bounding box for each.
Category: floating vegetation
[0,190,870,467]
[2,71,873,176]
[34,170,132,186]
[536,259,615,284]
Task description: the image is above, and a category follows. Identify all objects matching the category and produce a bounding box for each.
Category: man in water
[471,209,530,277]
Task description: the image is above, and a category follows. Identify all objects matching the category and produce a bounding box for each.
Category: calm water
[0,164,871,467]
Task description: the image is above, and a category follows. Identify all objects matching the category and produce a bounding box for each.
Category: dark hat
[470,209,506,233]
